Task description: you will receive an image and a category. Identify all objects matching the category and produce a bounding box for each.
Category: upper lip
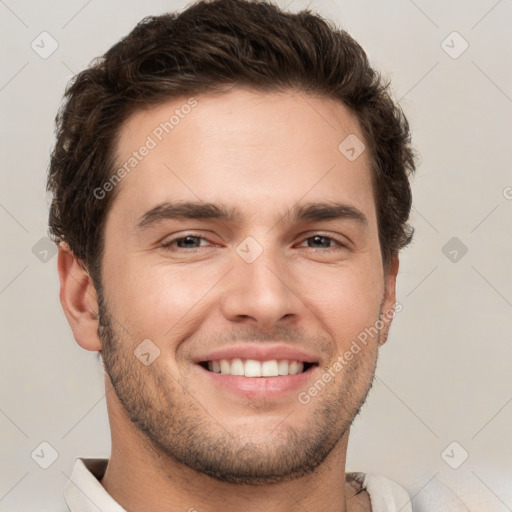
[193,344,320,364]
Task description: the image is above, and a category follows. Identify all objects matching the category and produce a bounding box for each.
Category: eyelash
[160,233,348,252]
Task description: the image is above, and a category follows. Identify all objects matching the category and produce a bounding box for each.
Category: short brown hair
[47,0,415,287]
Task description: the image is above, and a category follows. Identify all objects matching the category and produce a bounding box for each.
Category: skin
[58,87,399,512]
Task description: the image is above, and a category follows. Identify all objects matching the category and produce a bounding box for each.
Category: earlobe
[379,254,400,346]
[57,242,102,352]
[385,254,399,304]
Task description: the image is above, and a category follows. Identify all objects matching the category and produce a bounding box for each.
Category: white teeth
[278,360,289,375]
[230,358,245,376]
[244,359,261,377]
[220,359,230,374]
[289,361,300,374]
[206,358,309,377]
[261,360,279,377]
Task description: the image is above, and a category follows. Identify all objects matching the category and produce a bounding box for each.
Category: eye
[161,235,211,251]
[297,234,347,250]
[159,233,347,253]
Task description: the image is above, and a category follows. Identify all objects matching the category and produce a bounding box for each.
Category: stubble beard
[96,293,379,485]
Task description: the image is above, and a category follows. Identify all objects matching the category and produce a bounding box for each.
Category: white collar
[64,458,412,512]
[64,458,126,512]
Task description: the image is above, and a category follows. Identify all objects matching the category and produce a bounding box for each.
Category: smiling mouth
[198,358,318,377]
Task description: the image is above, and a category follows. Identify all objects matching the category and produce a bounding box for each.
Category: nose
[220,244,302,330]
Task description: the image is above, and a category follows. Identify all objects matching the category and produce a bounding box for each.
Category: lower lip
[196,364,318,400]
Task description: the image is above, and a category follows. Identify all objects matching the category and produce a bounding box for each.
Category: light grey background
[1,0,511,510]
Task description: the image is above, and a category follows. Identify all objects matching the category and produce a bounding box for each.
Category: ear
[57,242,102,351]
[378,254,400,347]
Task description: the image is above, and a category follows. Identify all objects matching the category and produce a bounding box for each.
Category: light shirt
[63,458,413,511]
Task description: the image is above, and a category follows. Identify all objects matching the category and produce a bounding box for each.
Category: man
[48,0,417,510]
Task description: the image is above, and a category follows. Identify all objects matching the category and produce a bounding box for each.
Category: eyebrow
[135,200,368,231]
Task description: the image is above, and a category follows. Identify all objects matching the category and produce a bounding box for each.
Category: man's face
[97,87,397,484]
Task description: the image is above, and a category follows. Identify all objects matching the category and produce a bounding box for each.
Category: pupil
[180,236,198,247]
[311,235,329,248]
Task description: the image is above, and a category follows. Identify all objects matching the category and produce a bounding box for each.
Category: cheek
[106,260,219,337]
[298,263,384,346]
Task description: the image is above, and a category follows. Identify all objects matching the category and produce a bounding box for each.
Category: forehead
[110,87,375,226]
